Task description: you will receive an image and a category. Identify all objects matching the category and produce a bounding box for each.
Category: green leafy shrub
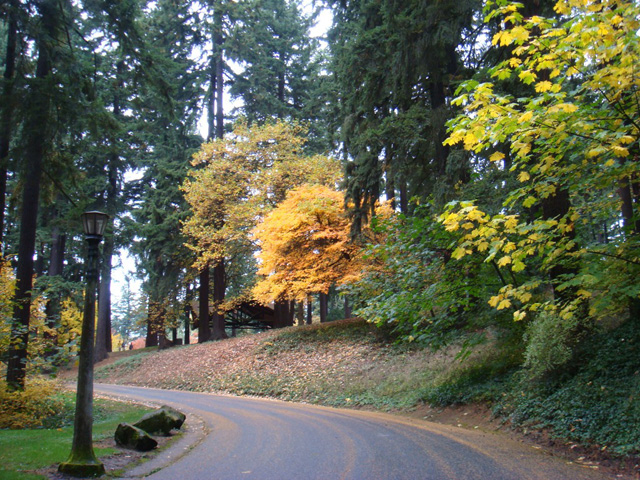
[0,378,75,429]
[347,208,512,348]
[522,311,586,380]
[500,317,640,455]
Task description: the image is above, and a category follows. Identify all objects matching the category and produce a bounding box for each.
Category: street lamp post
[59,211,109,477]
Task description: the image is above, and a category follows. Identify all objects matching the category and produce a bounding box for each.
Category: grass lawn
[0,397,152,480]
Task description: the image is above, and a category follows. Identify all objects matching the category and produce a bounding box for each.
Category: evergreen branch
[42,167,78,208]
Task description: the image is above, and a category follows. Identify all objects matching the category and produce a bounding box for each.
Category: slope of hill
[90,318,639,477]
[94,319,459,410]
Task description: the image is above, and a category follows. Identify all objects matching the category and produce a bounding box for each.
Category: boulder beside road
[134,406,185,436]
[115,423,158,451]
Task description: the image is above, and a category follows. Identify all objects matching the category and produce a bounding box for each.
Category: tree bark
[184,283,192,345]
[273,300,289,328]
[399,179,408,214]
[0,0,18,247]
[306,297,312,325]
[198,3,226,343]
[6,0,54,389]
[94,235,114,363]
[384,149,395,211]
[617,169,640,316]
[145,294,160,347]
[618,174,637,234]
[95,59,123,363]
[541,187,587,319]
[198,267,211,342]
[44,216,66,359]
[296,301,304,326]
[214,5,224,141]
[319,292,328,323]
[211,260,227,339]
[430,79,448,176]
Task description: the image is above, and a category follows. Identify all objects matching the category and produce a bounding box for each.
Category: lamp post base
[58,459,105,477]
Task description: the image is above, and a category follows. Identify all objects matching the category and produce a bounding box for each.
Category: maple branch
[584,249,640,266]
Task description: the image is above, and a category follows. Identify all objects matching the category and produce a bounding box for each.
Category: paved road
[96,384,611,480]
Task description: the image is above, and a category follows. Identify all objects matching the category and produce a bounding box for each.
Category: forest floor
[70,318,638,479]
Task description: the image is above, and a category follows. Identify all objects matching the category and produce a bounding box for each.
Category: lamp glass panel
[81,211,109,236]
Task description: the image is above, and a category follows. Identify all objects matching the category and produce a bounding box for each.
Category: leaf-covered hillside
[94,319,455,408]
[92,317,640,466]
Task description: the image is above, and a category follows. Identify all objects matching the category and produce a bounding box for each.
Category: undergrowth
[498,317,640,456]
[0,377,75,429]
[417,341,523,407]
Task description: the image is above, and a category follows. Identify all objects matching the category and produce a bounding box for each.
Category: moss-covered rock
[160,405,186,429]
[115,423,158,451]
[133,407,184,436]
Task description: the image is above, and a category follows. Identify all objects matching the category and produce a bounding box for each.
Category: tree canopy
[182,120,342,311]
[1,0,639,406]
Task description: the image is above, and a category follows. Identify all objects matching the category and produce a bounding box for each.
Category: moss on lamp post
[59,212,108,477]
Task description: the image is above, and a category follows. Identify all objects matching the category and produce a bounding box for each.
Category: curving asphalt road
[95,384,612,480]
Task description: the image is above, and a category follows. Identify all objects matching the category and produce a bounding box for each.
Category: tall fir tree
[130,0,204,347]
[327,0,478,229]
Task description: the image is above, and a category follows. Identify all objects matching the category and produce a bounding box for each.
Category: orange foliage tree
[252,184,361,304]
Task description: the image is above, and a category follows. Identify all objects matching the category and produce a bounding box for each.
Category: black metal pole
[59,235,105,477]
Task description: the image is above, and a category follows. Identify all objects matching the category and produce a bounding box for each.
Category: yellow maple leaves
[449,0,640,185]
[438,200,588,319]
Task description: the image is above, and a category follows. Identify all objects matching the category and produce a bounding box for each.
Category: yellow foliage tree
[56,298,83,359]
[0,256,15,356]
[182,120,342,308]
[253,184,360,303]
[444,0,640,321]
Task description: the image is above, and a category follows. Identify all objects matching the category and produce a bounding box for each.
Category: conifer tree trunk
[184,283,192,344]
[211,261,227,339]
[94,159,118,362]
[384,150,395,211]
[95,235,114,362]
[95,59,123,362]
[617,168,640,316]
[344,296,351,319]
[399,181,408,214]
[542,188,583,310]
[145,297,159,347]
[44,208,66,359]
[208,3,227,340]
[0,0,17,247]
[6,0,54,389]
[296,301,304,326]
[273,301,287,328]
[198,39,216,342]
[214,8,224,141]
[288,300,295,326]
